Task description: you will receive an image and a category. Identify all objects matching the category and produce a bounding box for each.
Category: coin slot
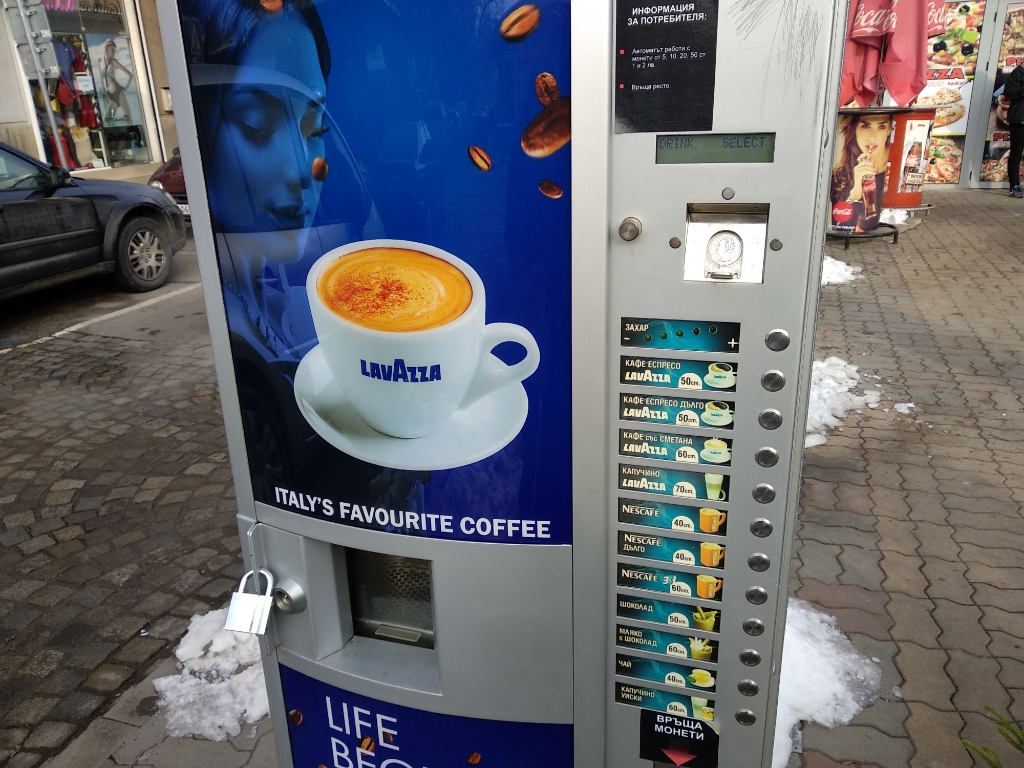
[682,204,769,284]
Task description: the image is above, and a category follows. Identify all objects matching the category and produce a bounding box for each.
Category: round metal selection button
[740,649,762,666]
[769,238,783,251]
[736,709,757,726]
[618,217,642,241]
[743,618,765,636]
[765,328,791,351]
[750,518,774,537]
[758,409,783,430]
[722,187,736,200]
[761,370,786,392]
[752,484,776,504]
[755,447,779,467]
[746,586,769,605]
[748,553,771,572]
[738,680,760,697]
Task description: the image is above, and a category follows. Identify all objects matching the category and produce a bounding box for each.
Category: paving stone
[801,722,913,768]
[879,551,928,595]
[38,717,135,768]
[904,703,971,768]
[960,710,1024,768]
[798,540,844,584]
[243,731,276,768]
[47,691,106,722]
[933,600,990,653]
[7,752,43,768]
[22,721,77,750]
[895,644,954,709]
[947,650,1011,715]
[82,664,134,694]
[837,546,885,591]
[4,698,59,727]
[887,594,941,648]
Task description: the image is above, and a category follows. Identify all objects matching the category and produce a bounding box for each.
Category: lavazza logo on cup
[306,239,540,440]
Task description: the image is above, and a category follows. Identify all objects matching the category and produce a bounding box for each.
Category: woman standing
[100,38,134,123]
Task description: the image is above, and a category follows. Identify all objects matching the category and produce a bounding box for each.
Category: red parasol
[879,0,929,106]
[840,0,888,107]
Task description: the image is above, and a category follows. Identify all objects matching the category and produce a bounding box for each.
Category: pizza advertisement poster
[925,135,965,184]
[926,0,985,76]
[980,2,1024,182]
[917,77,972,135]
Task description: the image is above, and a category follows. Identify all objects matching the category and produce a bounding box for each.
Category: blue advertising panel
[279,665,573,767]
[176,0,571,543]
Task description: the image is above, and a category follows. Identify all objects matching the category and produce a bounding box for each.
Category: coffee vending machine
[158,0,845,764]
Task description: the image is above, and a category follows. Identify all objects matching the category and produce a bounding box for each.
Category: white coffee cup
[701,400,734,426]
[307,239,540,438]
[706,362,736,388]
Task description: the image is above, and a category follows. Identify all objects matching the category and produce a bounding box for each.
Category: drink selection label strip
[620,393,735,430]
[618,531,725,569]
[618,497,727,535]
[617,594,720,632]
[616,654,717,693]
[617,563,723,601]
[619,464,729,501]
[615,624,719,661]
[621,356,737,392]
[619,429,732,467]
[615,682,717,722]
[621,318,740,352]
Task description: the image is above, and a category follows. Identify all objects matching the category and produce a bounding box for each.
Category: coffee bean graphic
[260,0,282,11]
[535,72,560,106]
[521,98,571,158]
[538,179,563,199]
[312,157,328,182]
[468,753,482,765]
[287,709,303,726]
[468,146,492,171]
[500,4,540,42]
[359,736,376,753]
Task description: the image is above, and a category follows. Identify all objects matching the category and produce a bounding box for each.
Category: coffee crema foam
[319,248,473,332]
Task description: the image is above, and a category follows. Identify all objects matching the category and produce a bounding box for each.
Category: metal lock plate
[225,568,275,635]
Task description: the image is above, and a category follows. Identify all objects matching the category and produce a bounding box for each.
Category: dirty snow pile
[773,599,881,768]
[153,608,269,740]
[879,208,909,226]
[805,357,881,447]
[894,402,915,415]
[820,255,861,286]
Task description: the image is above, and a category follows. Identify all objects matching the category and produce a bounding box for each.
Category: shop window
[19,0,153,169]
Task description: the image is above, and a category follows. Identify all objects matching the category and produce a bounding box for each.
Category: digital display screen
[656,133,776,164]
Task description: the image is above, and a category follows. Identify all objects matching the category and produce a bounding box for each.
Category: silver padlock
[224,569,275,635]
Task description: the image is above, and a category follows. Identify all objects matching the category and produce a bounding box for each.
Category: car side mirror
[48,166,71,186]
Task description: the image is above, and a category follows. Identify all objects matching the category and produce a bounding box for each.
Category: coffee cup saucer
[699,449,731,464]
[703,374,735,389]
[294,344,528,471]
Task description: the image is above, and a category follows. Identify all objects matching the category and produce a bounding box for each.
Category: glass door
[967,0,1024,186]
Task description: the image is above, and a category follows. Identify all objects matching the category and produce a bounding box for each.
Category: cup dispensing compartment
[346,549,436,650]
[682,204,769,284]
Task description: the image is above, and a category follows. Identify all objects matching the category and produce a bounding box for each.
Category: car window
[0,149,49,192]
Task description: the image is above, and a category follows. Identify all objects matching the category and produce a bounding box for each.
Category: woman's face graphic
[206,9,327,263]
[855,116,891,173]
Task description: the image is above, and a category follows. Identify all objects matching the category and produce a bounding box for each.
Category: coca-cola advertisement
[829,112,893,232]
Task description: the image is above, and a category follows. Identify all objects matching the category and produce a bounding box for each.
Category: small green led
[709,325,718,334]
[660,332,668,340]
[675,329,684,337]
[692,328,700,336]
[645,334,652,342]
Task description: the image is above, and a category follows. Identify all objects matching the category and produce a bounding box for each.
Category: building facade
[1,0,177,181]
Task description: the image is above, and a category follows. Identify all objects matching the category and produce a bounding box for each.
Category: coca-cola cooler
[156,0,848,764]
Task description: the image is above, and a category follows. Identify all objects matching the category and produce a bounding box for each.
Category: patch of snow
[879,208,909,226]
[894,402,915,415]
[153,608,269,741]
[820,255,861,286]
[773,599,882,768]
[805,357,882,447]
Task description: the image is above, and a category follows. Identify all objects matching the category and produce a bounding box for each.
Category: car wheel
[114,216,171,292]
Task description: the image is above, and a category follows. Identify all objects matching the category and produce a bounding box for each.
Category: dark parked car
[147,148,189,220]
[0,141,186,300]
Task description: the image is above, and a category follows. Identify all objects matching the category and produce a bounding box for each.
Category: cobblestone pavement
[4,189,1024,768]
[794,190,1024,768]
[0,289,241,768]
